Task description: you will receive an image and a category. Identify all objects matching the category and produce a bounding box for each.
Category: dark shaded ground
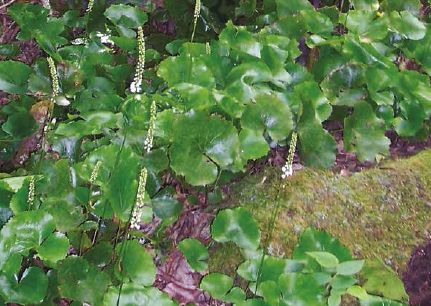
[404,241,431,306]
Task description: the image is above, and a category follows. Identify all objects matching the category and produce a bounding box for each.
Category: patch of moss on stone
[208,242,244,276]
[213,150,431,274]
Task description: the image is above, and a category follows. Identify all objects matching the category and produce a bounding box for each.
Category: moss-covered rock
[210,150,431,274]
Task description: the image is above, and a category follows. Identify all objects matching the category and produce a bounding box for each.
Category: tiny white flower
[130,82,137,93]
[281,132,297,179]
[71,38,87,45]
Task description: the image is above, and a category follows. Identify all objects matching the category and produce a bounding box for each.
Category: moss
[208,242,244,275]
[213,150,431,273]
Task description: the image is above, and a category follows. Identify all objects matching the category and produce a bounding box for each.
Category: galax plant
[0,0,426,304]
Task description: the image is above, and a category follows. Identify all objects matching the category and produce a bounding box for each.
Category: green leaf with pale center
[200,273,233,300]
[211,207,260,250]
[178,238,208,272]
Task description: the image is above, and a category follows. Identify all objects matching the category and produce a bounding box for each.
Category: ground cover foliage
[0,0,429,305]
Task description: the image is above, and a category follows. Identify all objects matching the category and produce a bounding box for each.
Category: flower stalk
[47,57,59,99]
[191,0,201,42]
[86,0,95,14]
[90,161,102,185]
[205,42,211,55]
[143,100,157,153]
[130,168,148,230]
[282,132,298,179]
[130,26,145,94]
[27,176,35,209]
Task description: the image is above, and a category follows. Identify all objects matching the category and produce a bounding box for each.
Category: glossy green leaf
[157,55,215,88]
[104,147,141,222]
[37,232,69,264]
[258,280,281,305]
[344,102,390,162]
[394,99,426,137]
[331,274,357,290]
[361,260,408,301]
[0,267,48,304]
[55,112,123,137]
[279,273,326,305]
[115,240,156,286]
[200,273,233,299]
[306,252,339,268]
[360,295,407,306]
[57,256,110,305]
[347,285,369,300]
[104,4,148,28]
[0,211,55,270]
[276,0,313,15]
[0,61,32,94]
[225,62,272,103]
[219,22,261,58]
[328,292,342,306]
[352,0,379,10]
[225,287,246,303]
[2,111,37,139]
[237,255,303,283]
[0,43,19,56]
[170,112,240,186]
[381,0,421,15]
[239,128,269,161]
[211,207,260,250]
[241,94,293,142]
[336,260,365,276]
[103,283,176,306]
[389,11,426,40]
[178,238,208,272]
[152,196,182,220]
[293,228,352,272]
[298,102,336,169]
[9,3,66,56]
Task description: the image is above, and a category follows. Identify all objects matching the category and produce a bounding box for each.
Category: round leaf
[178,238,208,272]
[0,267,48,304]
[0,61,32,94]
[37,232,69,264]
[104,4,148,29]
[115,240,156,286]
[200,273,233,300]
[103,283,176,306]
[337,260,365,276]
[211,207,260,250]
[306,251,339,268]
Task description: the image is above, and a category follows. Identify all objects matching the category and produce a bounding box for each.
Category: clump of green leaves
[199,208,408,306]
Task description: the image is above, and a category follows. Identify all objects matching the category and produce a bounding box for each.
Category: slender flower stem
[205,42,211,55]
[129,168,148,230]
[143,100,157,153]
[191,0,201,42]
[47,57,59,99]
[282,132,298,179]
[89,161,102,185]
[130,26,145,93]
[27,176,35,210]
[86,0,94,14]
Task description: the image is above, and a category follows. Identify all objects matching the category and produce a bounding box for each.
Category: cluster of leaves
[0,0,426,304]
[194,208,409,306]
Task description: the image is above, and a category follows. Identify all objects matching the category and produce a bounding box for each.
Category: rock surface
[211,150,431,275]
